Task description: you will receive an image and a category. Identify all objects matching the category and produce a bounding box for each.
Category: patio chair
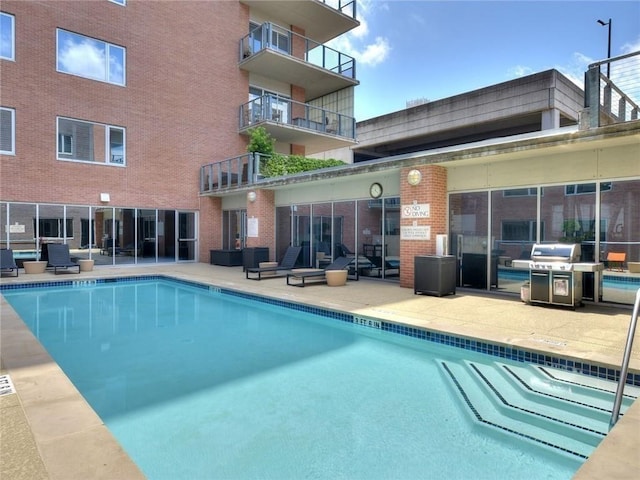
[286,256,353,287]
[0,249,19,277]
[47,243,80,274]
[246,246,302,280]
[606,252,626,271]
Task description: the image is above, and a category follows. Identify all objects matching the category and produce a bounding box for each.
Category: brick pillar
[291,84,306,156]
[246,189,276,260]
[399,165,447,288]
[199,196,222,263]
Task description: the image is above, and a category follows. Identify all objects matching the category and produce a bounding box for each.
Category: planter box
[325,270,348,286]
[628,262,640,273]
[79,259,94,272]
[23,261,47,274]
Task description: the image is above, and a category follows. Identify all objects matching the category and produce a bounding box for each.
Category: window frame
[0,106,15,155]
[57,133,73,155]
[0,12,15,61]
[57,116,126,166]
[56,28,126,86]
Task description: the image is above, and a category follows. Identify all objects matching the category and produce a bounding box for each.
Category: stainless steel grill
[528,243,582,308]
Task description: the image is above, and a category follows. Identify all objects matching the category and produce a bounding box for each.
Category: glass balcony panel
[239,94,355,140]
[240,22,355,80]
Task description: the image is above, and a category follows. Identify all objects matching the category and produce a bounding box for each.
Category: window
[502,220,541,241]
[565,183,611,195]
[58,133,72,155]
[109,0,126,5]
[0,107,15,154]
[36,218,73,239]
[0,12,14,61]
[57,117,126,165]
[56,29,125,85]
[503,188,537,197]
[270,24,290,54]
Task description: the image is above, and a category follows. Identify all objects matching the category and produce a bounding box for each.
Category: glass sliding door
[491,188,538,294]
[178,211,197,261]
[66,205,92,260]
[311,203,333,268]
[600,179,640,304]
[157,210,175,262]
[450,192,494,289]
[383,197,400,280]
[114,208,136,265]
[138,209,157,262]
[222,209,245,250]
[3,203,38,264]
[292,204,311,267]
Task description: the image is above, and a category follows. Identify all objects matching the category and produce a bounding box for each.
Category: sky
[328,0,640,121]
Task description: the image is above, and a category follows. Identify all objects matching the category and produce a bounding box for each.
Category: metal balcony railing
[324,0,357,19]
[240,22,356,80]
[240,94,356,140]
[200,153,271,193]
[584,50,640,128]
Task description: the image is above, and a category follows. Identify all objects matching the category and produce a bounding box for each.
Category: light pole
[597,18,612,77]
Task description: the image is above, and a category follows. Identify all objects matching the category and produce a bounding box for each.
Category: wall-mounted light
[100,193,110,202]
[247,191,257,203]
[407,169,422,186]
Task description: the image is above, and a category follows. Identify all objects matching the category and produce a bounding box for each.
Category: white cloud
[508,65,534,77]
[328,0,391,67]
[358,37,391,66]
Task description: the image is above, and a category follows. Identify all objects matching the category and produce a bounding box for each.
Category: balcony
[200,153,259,194]
[240,94,357,154]
[240,23,358,100]
[240,0,358,44]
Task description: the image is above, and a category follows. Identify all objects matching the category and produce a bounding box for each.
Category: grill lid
[530,243,581,263]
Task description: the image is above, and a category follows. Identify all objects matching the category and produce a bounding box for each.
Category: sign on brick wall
[401,225,430,240]
[401,203,430,218]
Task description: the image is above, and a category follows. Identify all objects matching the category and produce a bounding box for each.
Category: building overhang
[239,120,357,155]
[204,121,640,198]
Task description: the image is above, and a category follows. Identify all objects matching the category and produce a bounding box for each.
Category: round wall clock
[369,182,383,199]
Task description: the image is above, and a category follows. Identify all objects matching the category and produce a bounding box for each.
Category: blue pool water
[3,278,594,479]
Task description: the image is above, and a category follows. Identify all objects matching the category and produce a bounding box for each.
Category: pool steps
[439,359,639,459]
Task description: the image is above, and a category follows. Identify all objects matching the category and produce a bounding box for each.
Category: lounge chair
[0,249,19,277]
[246,246,302,280]
[47,243,80,274]
[286,256,353,287]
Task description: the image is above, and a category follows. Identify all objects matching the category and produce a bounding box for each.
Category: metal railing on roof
[240,22,356,80]
[240,94,356,140]
[585,50,640,128]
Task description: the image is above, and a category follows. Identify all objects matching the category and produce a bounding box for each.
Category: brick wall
[399,165,448,288]
[245,189,276,260]
[1,1,248,211]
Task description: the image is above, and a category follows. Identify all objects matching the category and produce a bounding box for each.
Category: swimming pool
[2,277,637,479]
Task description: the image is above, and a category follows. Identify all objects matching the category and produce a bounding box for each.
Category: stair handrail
[609,287,640,430]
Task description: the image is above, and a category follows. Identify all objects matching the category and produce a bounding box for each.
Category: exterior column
[246,189,276,260]
[199,196,222,262]
[399,165,447,288]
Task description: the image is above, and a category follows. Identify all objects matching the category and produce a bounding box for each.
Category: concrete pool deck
[1,263,639,479]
